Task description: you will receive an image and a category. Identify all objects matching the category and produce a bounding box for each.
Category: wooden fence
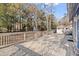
[0,31,51,48]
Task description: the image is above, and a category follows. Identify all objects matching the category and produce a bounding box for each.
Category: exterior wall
[67,3,79,21]
[67,3,79,55]
[73,16,79,54]
[72,17,77,54]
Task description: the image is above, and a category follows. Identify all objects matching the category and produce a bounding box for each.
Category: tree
[51,20,58,29]
[0,3,57,32]
[59,15,70,27]
[46,14,58,30]
[0,4,21,32]
[37,10,47,31]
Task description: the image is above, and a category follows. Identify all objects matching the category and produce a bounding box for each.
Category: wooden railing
[0,31,51,48]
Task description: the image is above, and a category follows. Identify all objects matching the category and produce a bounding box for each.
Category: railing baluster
[5,36,7,45]
[7,35,9,44]
[2,36,3,45]
[24,33,25,41]
[0,36,1,46]
[0,36,2,46]
[4,36,6,45]
[6,36,8,44]
[11,35,13,43]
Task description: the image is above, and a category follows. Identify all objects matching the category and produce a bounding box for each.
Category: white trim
[76,18,77,49]
[74,16,79,54]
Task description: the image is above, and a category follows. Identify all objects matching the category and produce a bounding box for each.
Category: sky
[36,3,67,20]
[53,3,67,20]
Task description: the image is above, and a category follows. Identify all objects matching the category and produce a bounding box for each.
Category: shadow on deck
[10,44,41,56]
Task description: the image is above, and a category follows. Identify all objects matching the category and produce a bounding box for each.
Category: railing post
[24,33,26,41]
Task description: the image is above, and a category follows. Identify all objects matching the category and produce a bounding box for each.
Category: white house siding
[73,16,79,54]
[57,29,63,34]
